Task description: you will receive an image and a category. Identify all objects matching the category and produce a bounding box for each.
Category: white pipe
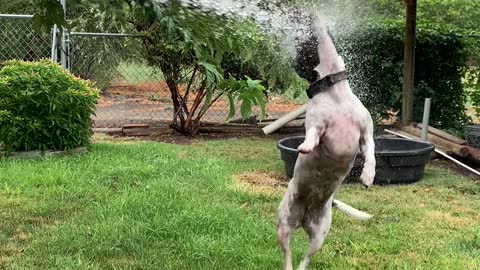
[421,98,431,141]
[262,103,307,135]
[384,129,480,177]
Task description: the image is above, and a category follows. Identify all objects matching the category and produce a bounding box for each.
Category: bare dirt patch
[424,210,470,229]
[233,171,288,194]
[429,158,480,181]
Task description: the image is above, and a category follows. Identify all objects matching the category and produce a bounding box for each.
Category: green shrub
[338,20,470,129]
[0,59,99,152]
[465,67,480,119]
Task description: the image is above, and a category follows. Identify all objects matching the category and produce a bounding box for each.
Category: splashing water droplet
[147,0,373,97]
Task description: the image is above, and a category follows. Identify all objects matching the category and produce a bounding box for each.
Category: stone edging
[1,147,88,159]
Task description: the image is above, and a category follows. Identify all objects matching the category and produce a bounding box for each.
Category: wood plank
[122,127,164,136]
[414,123,467,145]
[92,128,123,134]
[122,124,150,129]
[400,126,469,157]
[402,0,417,125]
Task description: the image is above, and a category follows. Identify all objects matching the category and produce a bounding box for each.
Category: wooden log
[465,145,480,160]
[400,126,469,157]
[414,123,467,145]
[198,124,304,134]
[198,125,263,134]
[122,127,163,136]
[122,124,150,129]
[92,128,123,135]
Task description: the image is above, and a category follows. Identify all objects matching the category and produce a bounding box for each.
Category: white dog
[277,14,376,270]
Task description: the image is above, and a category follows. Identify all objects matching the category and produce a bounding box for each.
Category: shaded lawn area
[1,135,479,270]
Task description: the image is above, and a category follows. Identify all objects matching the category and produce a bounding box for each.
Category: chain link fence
[0,14,52,62]
[69,33,176,128]
[69,32,304,128]
[0,14,304,129]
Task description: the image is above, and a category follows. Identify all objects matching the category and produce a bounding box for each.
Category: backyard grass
[1,135,479,270]
[116,62,164,83]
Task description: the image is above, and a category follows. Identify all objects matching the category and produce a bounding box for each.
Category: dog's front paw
[359,168,375,187]
[297,143,314,154]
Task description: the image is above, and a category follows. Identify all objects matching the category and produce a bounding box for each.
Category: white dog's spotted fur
[277,15,376,270]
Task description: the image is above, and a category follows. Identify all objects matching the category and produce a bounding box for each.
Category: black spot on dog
[295,33,320,83]
[292,12,320,83]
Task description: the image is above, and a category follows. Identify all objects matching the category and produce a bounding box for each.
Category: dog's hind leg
[277,222,294,270]
[359,113,376,187]
[277,182,304,270]
[297,197,333,270]
[277,192,295,270]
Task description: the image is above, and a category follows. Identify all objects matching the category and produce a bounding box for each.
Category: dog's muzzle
[306,71,348,99]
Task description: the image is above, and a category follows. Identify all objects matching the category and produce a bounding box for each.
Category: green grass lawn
[1,135,479,270]
[116,62,164,83]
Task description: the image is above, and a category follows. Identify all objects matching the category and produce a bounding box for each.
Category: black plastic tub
[277,136,435,185]
[464,124,480,147]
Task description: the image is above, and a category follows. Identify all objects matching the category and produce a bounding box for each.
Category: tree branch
[196,88,224,121]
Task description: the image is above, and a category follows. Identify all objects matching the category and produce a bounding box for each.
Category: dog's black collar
[306,71,348,99]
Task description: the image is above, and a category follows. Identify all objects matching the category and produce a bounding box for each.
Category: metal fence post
[60,0,67,69]
[51,25,58,62]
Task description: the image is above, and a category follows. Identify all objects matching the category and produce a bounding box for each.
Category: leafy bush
[338,20,470,129]
[0,59,99,152]
[464,67,480,118]
[127,1,300,135]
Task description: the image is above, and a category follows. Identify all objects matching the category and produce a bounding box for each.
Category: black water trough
[277,136,435,185]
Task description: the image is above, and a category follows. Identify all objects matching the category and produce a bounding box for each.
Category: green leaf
[199,62,223,87]
[226,93,236,120]
[32,0,69,32]
[240,99,252,119]
[203,87,213,110]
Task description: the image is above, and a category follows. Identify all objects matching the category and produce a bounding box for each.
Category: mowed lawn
[1,135,479,270]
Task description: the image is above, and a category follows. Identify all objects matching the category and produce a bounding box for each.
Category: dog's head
[293,12,341,83]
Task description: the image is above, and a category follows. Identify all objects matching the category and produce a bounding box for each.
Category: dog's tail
[332,199,373,221]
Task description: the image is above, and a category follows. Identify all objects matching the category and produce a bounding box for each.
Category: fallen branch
[122,124,150,129]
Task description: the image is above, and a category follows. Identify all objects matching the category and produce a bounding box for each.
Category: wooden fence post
[402,0,417,125]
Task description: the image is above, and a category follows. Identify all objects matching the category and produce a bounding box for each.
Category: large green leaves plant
[34,0,299,135]
[126,0,300,135]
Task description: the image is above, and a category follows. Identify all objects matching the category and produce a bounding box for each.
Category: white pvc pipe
[384,129,480,177]
[421,98,431,141]
[262,103,308,135]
